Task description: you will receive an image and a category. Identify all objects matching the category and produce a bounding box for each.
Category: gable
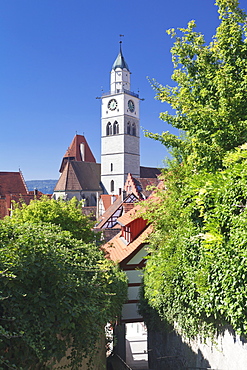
[59,135,96,172]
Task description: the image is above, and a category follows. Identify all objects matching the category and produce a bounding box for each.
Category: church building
[53,44,160,210]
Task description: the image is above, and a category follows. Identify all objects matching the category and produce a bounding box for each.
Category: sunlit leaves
[9,196,97,243]
[146,0,247,172]
[142,144,247,338]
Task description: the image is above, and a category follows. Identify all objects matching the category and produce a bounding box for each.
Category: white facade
[121,250,148,323]
[101,47,140,194]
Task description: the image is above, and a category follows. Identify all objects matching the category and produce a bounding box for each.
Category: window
[110,180,114,192]
[124,226,131,243]
[113,121,119,135]
[132,123,136,136]
[106,122,112,136]
[110,163,113,172]
[127,122,131,135]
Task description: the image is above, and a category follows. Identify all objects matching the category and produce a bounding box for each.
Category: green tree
[10,196,96,242]
[0,200,127,368]
[146,0,247,171]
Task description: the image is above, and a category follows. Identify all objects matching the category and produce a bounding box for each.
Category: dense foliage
[10,196,96,242]
[141,0,247,339]
[0,198,127,369]
[142,148,247,337]
[146,0,247,171]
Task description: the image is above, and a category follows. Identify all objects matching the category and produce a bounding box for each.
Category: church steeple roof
[112,43,129,71]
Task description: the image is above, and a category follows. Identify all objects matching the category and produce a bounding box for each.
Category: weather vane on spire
[119,34,124,44]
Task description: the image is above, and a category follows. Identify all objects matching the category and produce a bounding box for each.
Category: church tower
[101,43,140,194]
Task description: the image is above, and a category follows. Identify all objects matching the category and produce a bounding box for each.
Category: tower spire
[112,38,129,72]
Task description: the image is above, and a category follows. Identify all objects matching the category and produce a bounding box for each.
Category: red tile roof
[117,204,142,226]
[0,172,49,219]
[0,172,28,196]
[102,224,152,263]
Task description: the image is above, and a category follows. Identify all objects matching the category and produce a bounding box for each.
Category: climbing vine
[141,0,247,339]
[142,147,247,338]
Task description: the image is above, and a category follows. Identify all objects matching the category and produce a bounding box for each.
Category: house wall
[130,219,147,240]
[121,247,148,323]
[53,190,100,206]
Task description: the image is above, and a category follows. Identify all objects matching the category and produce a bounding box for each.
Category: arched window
[106,122,112,136]
[127,122,131,135]
[113,121,119,135]
[110,180,114,192]
[110,163,113,172]
[132,123,136,136]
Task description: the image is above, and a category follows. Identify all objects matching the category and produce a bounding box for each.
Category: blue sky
[1,0,245,180]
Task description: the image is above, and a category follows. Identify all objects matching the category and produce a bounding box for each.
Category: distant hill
[26,180,57,194]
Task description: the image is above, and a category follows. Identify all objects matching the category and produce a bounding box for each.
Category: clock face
[108,99,118,111]
[128,100,135,113]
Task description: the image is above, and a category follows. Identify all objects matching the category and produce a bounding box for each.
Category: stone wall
[52,333,106,370]
[148,325,247,370]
